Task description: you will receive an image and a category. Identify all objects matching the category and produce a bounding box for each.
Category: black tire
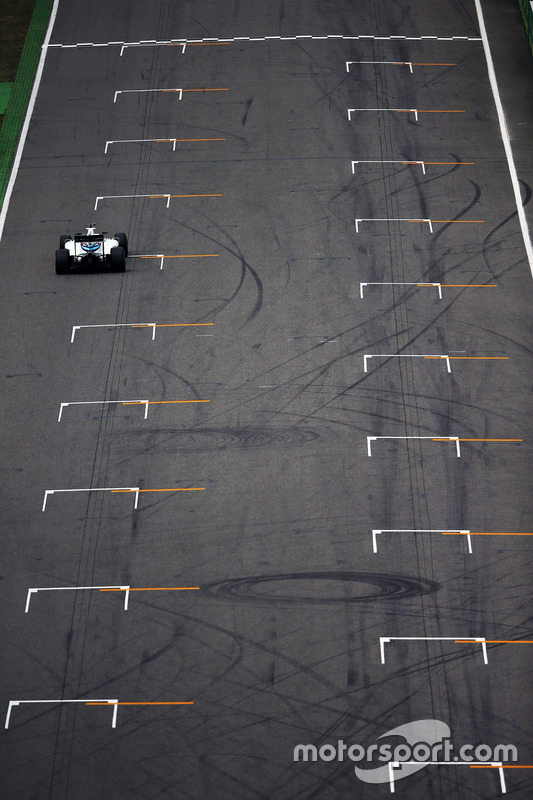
[59,234,71,248]
[55,248,71,274]
[110,246,126,272]
[114,232,128,257]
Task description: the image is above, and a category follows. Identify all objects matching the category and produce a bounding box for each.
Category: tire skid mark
[167,214,263,324]
[202,571,438,605]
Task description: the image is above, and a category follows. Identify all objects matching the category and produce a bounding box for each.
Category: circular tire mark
[202,571,438,605]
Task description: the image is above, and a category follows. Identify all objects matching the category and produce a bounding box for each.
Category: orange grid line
[149,193,223,198]
[86,701,194,706]
[432,438,522,442]
[403,161,474,165]
[110,488,205,494]
[122,400,210,405]
[130,323,214,328]
[471,765,533,769]
[458,640,533,644]
[442,531,533,536]
[153,323,213,328]
[417,283,497,287]
[100,587,200,592]
[140,254,219,259]
[181,88,229,92]
[155,138,225,143]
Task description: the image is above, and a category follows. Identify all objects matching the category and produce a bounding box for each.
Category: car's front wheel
[59,235,71,248]
[110,246,126,272]
[55,248,71,274]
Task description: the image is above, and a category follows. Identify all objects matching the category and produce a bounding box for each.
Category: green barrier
[0,0,54,210]
[518,0,533,56]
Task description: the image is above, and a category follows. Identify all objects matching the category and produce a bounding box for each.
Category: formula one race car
[55,224,128,273]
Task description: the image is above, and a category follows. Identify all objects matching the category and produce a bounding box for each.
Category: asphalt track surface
[1,1,533,798]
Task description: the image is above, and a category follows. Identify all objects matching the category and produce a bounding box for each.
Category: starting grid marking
[355,218,483,233]
[114,88,181,102]
[380,636,533,666]
[387,761,506,795]
[134,253,219,269]
[113,87,228,103]
[372,529,533,553]
[105,137,225,153]
[70,322,213,342]
[25,585,200,613]
[359,282,497,299]
[47,34,482,52]
[94,193,222,210]
[352,159,474,175]
[366,436,522,457]
[58,399,210,422]
[372,529,473,553]
[363,354,508,373]
[42,486,205,512]
[5,699,193,729]
[380,636,489,665]
[348,107,465,122]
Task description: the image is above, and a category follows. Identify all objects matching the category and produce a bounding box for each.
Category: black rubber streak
[202,571,439,605]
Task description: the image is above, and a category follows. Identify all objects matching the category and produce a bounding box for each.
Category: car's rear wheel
[114,232,128,257]
[110,246,126,272]
[59,235,71,248]
[55,248,71,274]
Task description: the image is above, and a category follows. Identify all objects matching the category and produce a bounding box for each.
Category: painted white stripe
[347,60,415,73]
[42,487,140,511]
[379,636,488,664]
[475,0,533,277]
[372,529,472,553]
[348,107,419,121]
[114,88,183,103]
[5,699,119,729]
[352,159,426,174]
[367,435,461,457]
[359,281,443,299]
[71,322,156,342]
[25,585,129,612]
[363,354,451,373]
[0,0,61,242]
[388,761,504,794]
[355,217,433,232]
[58,399,149,421]
[47,34,482,49]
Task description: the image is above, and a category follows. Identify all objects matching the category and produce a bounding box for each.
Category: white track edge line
[475,0,533,278]
[0,0,61,242]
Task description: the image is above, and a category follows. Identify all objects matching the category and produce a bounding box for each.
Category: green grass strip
[0,83,14,114]
[0,0,54,209]
[518,0,533,57]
